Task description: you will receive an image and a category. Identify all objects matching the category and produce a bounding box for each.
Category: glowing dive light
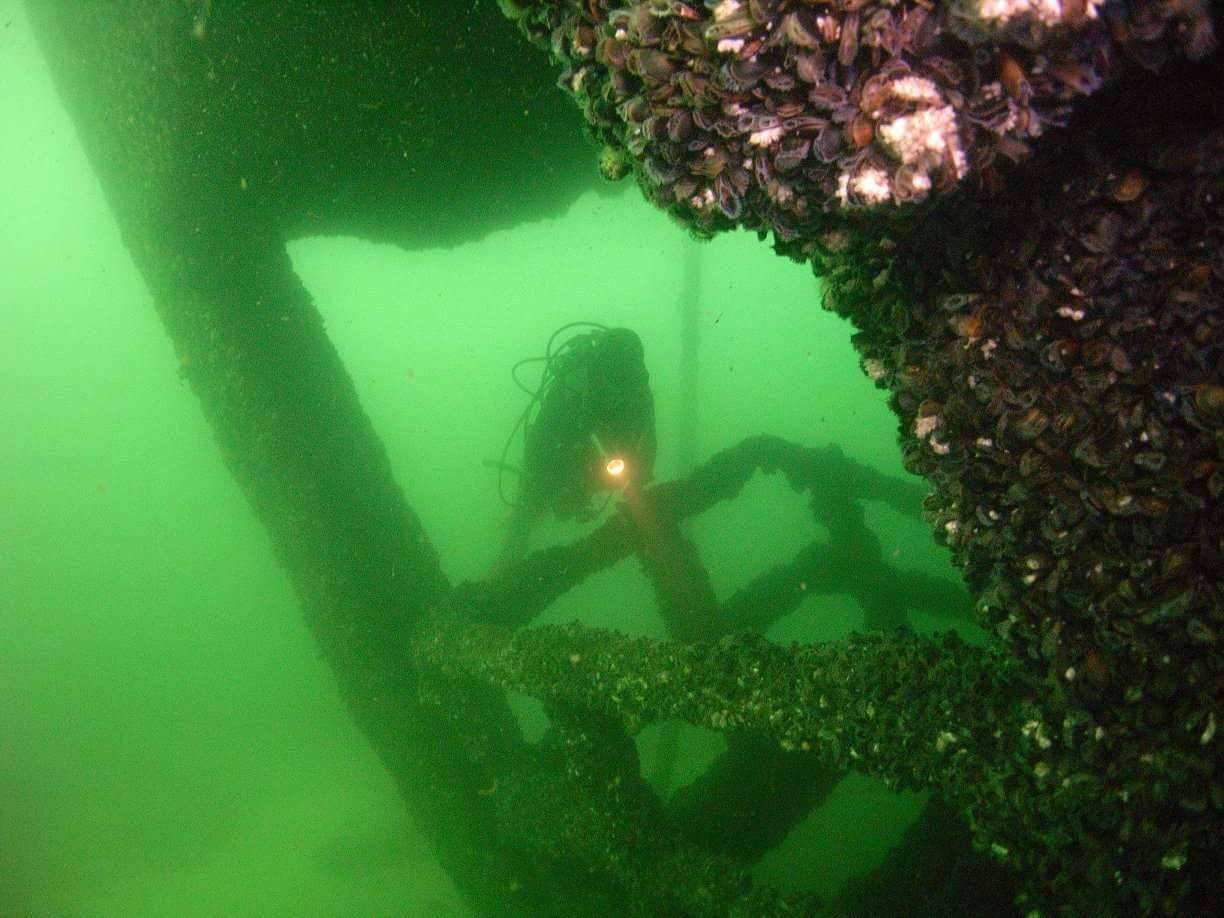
[590,433,628,484]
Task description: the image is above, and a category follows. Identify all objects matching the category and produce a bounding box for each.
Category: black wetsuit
[501,327,656,564]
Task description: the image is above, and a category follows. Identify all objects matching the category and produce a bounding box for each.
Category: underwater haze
[1,2,974,915]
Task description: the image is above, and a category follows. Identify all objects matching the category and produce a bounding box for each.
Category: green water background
[0,2,976,913]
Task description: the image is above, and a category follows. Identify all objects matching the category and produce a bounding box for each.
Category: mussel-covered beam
[413,616,1046,808]
[24,4,579,914]
[488,705,822,915]
[415,614,1159,912]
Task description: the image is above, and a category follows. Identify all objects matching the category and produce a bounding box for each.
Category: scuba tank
[493,323,657,564]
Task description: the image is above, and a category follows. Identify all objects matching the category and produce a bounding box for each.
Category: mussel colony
[505,0,1212,235]
[497,1,1222,913]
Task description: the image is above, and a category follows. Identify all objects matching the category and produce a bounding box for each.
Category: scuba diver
[494,322,656,568]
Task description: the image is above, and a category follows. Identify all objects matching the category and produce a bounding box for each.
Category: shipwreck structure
[29,1,1222,914]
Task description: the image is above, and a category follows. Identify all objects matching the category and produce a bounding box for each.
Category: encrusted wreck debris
[421,437,1015,915]
[28,0,1221,914]
[483,1,1223,913]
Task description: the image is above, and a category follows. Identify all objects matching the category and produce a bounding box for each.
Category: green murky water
[1,3,977,914]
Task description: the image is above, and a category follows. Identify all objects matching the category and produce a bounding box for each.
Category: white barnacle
[887,76,943,107]
[969,0,1106,31]
[915,415,939,438]
[748,126,784,147]
[863,358,888,381]
[908,171,932,194]
[878,105,968,185]
[717,37,746,54]
[973,0,1102,28]
[837,165,893,206]
[690,187,717,210]
[852,166,892,204]
[976,0,1062,26]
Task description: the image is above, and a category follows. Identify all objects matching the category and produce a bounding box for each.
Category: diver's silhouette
[496,324,656,567]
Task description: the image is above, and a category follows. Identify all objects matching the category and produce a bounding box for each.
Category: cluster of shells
[506,0,1215,244]
[824,69,1223,909]
[893,153,1223,698]
[497,2,1222,910]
